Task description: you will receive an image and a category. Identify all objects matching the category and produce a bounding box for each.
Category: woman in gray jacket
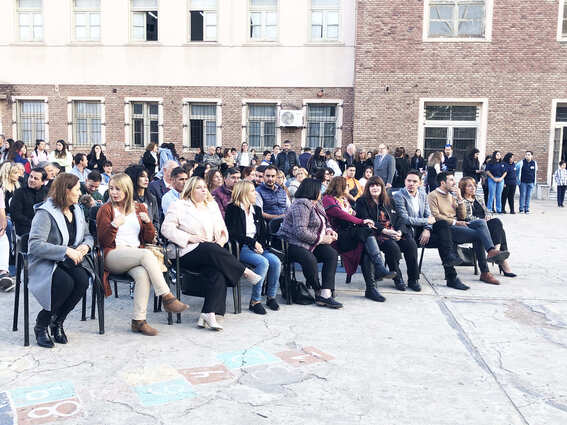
[28,173,94,348]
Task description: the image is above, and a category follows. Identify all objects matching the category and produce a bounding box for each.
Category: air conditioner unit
[279,110,304,127]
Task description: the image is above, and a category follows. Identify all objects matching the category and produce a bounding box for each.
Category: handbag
[291,279,315,305]
[145,244,168,272]
[456,246,475,267]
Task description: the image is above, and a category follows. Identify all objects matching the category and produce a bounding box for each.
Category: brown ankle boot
[131,320,158,336]
[162,293,188,313]
[480,272,500,285]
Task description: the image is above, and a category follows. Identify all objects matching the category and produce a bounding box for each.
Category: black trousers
[179,242,245,314]
[415,220,458,281]
[378,237,419,281]
[287,244,337,291]
[482,183,489,206]
[487,218,508,252]
[557,185,566,207]
[36,259,90,327]
[501,184,516,213]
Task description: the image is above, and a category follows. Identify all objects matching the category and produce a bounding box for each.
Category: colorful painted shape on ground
[9,382,75,409]
[217,347,281,369]
[134,378,195,407]
[0,392,15,425]
[275,346,335,367]
[178,365,234,385]
[15,397,81,425]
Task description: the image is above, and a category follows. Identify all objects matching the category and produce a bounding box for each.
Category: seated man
[11,167,48,236]
[255,165,267,187]
[255,165,290,221]
[212,167,241,218]
[148,160,177,214]
[70,153,90,183]
[161,167,188,216]
[427,172,508,285]
[393,170,468,290]
[344,164,363,204]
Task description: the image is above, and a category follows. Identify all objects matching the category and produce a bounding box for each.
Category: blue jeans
[519,182,534,212]
[239,245,281,302]
[450,219,494,273]
[487,179,504,212]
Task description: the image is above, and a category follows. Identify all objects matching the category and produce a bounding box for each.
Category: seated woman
[28,173,94,348]
[458,177,516,277]
[97,173,187,336]
[278,178,343,309]
[288,167,307,200]
[124,165,160,231]
[161,176,262,330]
[225,181,282,314]
[323,177,395,302]
[355,176,420,292]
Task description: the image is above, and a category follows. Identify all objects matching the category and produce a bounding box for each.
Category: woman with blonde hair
[162,176,261,330]
[97,173,187,336]
[288,167,307,199]
[0,162,21,209]
[426,151,444,192]
[276,169,291,203]
[225,181,281,314]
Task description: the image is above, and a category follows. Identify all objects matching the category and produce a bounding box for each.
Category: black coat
[307,157,327,176]
[87,154,106,171]
[354,159,372,180]
[463,156,480,182]
[354,196,409,237]
[275,151,299,175]
[225,203,268,250]
[410,156,425,171]
[11,185,48,236]
[142,151,158,177]
[393,157,410,188]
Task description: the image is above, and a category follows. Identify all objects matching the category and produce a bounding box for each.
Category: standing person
[463,148,481,183]
[373,144,395,189]
[124,166,160,231]
[30,140,49,167]
[142,142,159,178]
[205,168,223,194]
[97,174,188,336]
[270,145,280,164]
[501,153,517,214]
[70,153,90,183]
[326,149,343,177]
[410,149,425,174]
[225,181,282,314]
[275,140,298,176]
[212,167,241,219]
[344,143,356,168]
[553,161,567,208]
[426,151,444,193]
[48,140,73,172]
[354,150,370,179]
[307,147,327,176]
[298,147,312,169]
[101,161,113,185]
[7,140,31,174]
[236,142,251,168]
[0,183,13,292]
[159,143,178,170]
[485,151,507,213]
[480,155,491,206]
[288,167,307,200]
[161,167,189,216]
[392,147,410,190]
[443,145,457,173]
[87,144,106,172]
[28,173,94,348]
[516,151,538,214]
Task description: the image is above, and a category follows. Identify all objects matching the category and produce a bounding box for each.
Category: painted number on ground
[275,347,334,367]
[178,365,234,385]
[16,397,81,425]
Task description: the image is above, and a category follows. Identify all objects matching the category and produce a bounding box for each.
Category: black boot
[49,315,68,344]
[361,255,386,302]
[34,325,54,348]
[393,266,407,291]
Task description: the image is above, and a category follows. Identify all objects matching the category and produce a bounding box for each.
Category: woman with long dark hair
[87,144,106,172]
[501,152,517,214]
[463,148,481,182]
[124,165,160,231]
[48,140,73,172]
[392,147,410,189]
[485,150,507,213]
[354,150,371,180]
[7,140,31,174]
[307,147,327,176]
[410,149,425,173]
[30,139,49,167]
[142,142,159,178]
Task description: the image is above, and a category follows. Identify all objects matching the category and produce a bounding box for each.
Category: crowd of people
[0,133,549,348]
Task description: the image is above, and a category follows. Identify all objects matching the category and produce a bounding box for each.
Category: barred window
[17,100,45,144]
[557,105,567,122]
[428,1,486,38]
[74,0,101,41]
[307,104,336,148]
[73,101,101,146]
[190,0,217,41]
[189,104,217,149]
[563,3,567,37]
[131,102,159,147]
[248,104,276,150]
[311,0,340,41]
[17,0,43,42]
[249,0,277,41]
[131,0,158,41]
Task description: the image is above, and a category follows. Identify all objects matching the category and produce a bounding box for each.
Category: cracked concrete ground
[1,199,566,425]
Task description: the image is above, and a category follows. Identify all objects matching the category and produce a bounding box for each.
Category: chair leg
[90,281,96,320]
[285,263,292,305]
[473,250,478,275]
[97,285,105,335]
[23,261,29,347]
[114,281,118,298]
[418,247,425,275]
[176,274,182,324]
[12,259,21,332]
[81,293,87,321]
[153,294,158,313]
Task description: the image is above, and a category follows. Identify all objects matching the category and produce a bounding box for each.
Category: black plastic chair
[266,218,292,305]
[418,244,478,276]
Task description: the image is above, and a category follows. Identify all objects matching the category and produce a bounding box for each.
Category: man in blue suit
[393,169,468,290]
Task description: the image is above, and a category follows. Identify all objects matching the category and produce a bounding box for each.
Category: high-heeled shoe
[198,313,223,331]
[498,265,517,278]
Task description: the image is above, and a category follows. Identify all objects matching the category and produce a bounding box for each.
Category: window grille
[248,104,276,150]
[189,104,217,149]
[307,104,337,148]
[131,102,159,147]
[428,1,485,38]
[73,101,101,146]
[17,100,45,145]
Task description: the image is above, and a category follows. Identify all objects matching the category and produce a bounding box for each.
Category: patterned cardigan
[458,196,489,222]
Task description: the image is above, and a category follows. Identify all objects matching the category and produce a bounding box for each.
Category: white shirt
[114,209,141,248]
[243,206,256,238]
[239,152,250,167]
[408,191,420,214]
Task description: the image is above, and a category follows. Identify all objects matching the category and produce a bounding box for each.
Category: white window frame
[16,0,43,43]
[241,99,281,149]
[12,96,49,145]
[558,0,567,42]
[301,99,343,149]
[423,0,493,42]
[248,0,279,42]
[67,96,105,148]
[130,0,159,42]
[182,98,222,150]
[72,0,101,42]
[124,97,163,150]
[549,99,567,186]
[417,98,488,168]
[310,0,341,42]
[188,0,218,42]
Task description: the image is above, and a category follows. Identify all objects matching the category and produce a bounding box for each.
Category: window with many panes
[131,102,159,147]
[17,0,43,42]
[311,0,340,41]
[307,104,337,148]
[73,101,102,146]
[427,0,486,39]
[189,104,217,149]
[17,100,45,144]
[423,104,479,171]
[561,1,567,39]
[189,0,217,41]
[248,104,276,150]
[553,103,567,177]
[73,0,101,41]
[249,0,277,41]
[131,0,158,41]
